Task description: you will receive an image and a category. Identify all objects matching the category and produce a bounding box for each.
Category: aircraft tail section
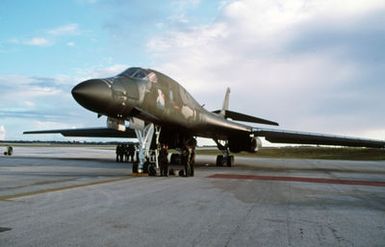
[212,87,279,126]
[220,87,230,116]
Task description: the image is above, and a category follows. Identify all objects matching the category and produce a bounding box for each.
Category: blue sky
[1,0,385,144]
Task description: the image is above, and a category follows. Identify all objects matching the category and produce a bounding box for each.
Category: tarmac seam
[0,176,134,201]
[207,174,385,187]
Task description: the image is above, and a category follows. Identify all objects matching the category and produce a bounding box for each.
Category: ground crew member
[122,144,127,162]
[128,144,135,162]
[189,138,197,177]
[189,144,196,177]
[119,144,125,162]
[115,144,120,162]
[135,144,139,163]
[159,144,169,176]
[116,144,124,162]
[181,145,191,177]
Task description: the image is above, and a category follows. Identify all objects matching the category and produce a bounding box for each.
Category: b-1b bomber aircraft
[25,67,385,172]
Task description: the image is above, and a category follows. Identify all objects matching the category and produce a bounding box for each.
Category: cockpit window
[119,67,147,79]
[119,67,158,83]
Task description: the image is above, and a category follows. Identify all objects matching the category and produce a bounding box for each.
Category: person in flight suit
[158,144,169,176]
[116,144,124,162]
[123,144,129,162]
[189,140,196,177]
[115,144,121,162]
[128,144,136,162]
[181,145,191,177]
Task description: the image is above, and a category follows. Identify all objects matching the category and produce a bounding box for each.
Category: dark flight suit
[120,145,125,162]
[158,147,169,176]
[116,144,124,162]
[189,147,195,176]
[128,144,135,162]
[123,144,129,162]
[181,146,191,177]
[115,145,120,162]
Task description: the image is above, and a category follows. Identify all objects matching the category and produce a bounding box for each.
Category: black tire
[132,163,138,173]
[227,155,234,167]
[170,153,181,165]
[178,170,185,176]
[216,155,223,167]
[148,164,156,176]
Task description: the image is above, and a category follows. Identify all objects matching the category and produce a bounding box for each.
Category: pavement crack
[224,204,255,247]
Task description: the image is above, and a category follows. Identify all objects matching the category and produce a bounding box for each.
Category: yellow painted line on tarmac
[0,176,135,201]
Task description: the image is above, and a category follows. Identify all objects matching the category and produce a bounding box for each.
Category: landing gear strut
[133,123,161,174]
[214,140,234,167]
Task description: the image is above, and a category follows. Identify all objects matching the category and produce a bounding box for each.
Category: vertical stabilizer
[220,87,230,117]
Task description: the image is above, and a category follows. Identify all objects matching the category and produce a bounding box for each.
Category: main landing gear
[214,140,234,167]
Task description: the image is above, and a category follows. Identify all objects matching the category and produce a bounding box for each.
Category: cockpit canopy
[118,67,157,83]
[119,67,147,79]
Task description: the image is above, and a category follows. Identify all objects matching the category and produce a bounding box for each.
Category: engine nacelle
[229,136,262,153]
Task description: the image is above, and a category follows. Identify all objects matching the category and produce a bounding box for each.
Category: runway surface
[1,146,385,246]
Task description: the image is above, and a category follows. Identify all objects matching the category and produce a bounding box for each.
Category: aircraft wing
[24,127,136,138]
[253,128,385,148]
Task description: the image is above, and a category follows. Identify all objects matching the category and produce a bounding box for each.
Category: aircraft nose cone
[72,79,112,114]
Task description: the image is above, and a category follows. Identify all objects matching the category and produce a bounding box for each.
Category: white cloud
[0,126,5,140]
[8,23,80,48]
[33,120,74,130]
[146,0,385,137]
[24,101,35,107]
[48,23,80,36]
[14,37,53,46]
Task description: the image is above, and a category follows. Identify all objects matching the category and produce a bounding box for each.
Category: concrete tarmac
[0,146,385,246]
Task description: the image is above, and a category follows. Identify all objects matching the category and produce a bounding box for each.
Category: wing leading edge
[253,128,385,148]
[24,128,136,138]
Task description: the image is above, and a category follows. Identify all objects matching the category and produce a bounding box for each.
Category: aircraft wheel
[132,163,138,173]
[216,155,223,167]
[148,164,156,176]
[170,153,181,165]
[227,155,234,167]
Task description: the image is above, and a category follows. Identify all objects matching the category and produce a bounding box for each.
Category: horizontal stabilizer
[24,127,136,138]
[212,110,279,126]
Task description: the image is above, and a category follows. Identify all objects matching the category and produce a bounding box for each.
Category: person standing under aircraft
[115,144,120,162]
[159,144,169,176]
[123,144,129,162]
[181,145,191,177]
[128,144,136,162]
[116,144,124,163]
[189,139,196,177]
